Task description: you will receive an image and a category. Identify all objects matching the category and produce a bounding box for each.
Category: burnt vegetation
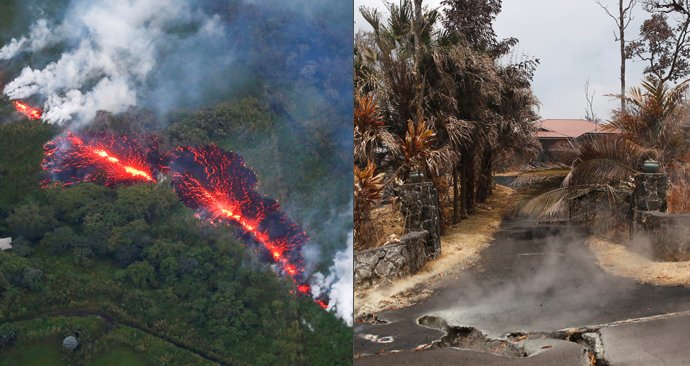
[354,0,541,250]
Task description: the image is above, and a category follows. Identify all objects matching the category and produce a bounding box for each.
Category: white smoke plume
[1,0,223,124]
[310,232,354,326]
[0,19,58,60]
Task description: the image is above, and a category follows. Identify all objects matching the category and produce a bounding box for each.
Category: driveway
[355,219,690,364]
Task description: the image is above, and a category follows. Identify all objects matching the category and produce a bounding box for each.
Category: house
[0,237,11,251]
[535,119,615,162]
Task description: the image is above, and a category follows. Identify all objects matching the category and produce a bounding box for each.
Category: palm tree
[519,76,690,224]
[357,0,540,225]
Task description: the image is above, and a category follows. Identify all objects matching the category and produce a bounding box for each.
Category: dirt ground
[355,184,517,319]
[588,236,690,286]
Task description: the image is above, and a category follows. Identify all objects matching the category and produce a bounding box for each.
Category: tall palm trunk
[453,163,460,223]
[459,150,474,218]
[477,149,493,203]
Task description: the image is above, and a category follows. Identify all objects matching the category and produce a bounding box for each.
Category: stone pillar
[633,173,668,212]
[400,181,441,259]
[632,173,668,236]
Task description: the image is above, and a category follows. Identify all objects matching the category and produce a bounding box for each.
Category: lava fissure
[42,132,328,308]
[43,132,157,187]
[12,100,43,120]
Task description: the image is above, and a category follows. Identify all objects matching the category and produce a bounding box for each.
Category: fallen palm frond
[516,184,626,223]
[563,158,637,187]
[510,166,570,188]
[559,135,645,187]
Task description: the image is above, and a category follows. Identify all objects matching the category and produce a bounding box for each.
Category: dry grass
[588,236,690,286]
[355,184,517,318]
[668,176,690,213]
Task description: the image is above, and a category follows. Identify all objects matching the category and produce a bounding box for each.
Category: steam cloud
[311,232,354,326]
[1,0,225,124]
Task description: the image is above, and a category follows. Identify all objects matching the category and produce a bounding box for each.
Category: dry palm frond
[402,119,436,168]
[442,116,473,149]
[548,139,579,165]
[516,184,625,223]
[668,152,690,213]
[563,158,637,187]
[561,135,643,187]
[355,92,384,130]
[511,167,570,187]
[355,160,386,207]
[354,92,400,163]
[426,144,459,177]
[354,161,387,250]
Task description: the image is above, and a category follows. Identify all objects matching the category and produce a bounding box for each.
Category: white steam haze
[310,232,354,326]
[1,0,224,124]
[0,19,57,60]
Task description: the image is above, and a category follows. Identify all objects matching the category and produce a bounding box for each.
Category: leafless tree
[597,0,637,111]
[584,79,600,126]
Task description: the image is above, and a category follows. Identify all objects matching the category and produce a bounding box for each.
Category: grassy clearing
[0,339,65,366]
[355,184,517,318]
[0,315,214,366]
[98,328,217,366]
[88,344,151,366]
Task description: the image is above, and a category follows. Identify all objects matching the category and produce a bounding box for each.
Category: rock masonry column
[633,173,668,213]
[400,181,441,259]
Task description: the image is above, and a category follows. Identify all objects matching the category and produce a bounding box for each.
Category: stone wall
[637,211,690,261]
[400,182,441,259]
[633,173,668,212]
[630,172,690,260]
[354,231,428,288]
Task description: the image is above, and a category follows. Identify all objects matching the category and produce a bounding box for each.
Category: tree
[6,202,57,241]
[122,261,155,288]
[597,0,636,111]
[0,326,16,350]
[358,0,539,225]
[584,79,601,124]
[521,77,689,224]
[628,1,690,82]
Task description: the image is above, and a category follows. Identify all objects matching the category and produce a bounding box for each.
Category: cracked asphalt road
[355,219,690,364]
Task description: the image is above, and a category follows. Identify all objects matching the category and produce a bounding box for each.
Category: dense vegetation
[0,0,353,365]
[0,100,351,365]
[353,0,541,249]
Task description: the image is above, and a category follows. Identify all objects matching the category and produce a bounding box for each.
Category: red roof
[535,119,603,139]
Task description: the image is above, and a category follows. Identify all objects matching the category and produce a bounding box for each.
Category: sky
[354,0,649,121]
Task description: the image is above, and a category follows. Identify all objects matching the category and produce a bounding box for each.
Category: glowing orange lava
[88,146,154,181]
[42,132,157,187]
[164,145,319,300]
[13,101,42,120]
[203,186,303,280]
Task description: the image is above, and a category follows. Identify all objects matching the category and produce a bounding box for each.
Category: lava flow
[163,145,318,296]
[42,132,157,187]
[41,132,329,307]
[13,100,43,120]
